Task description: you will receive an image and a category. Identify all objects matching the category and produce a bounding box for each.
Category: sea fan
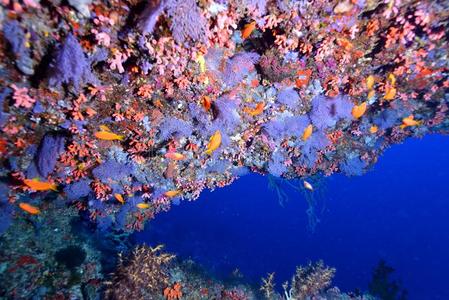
[310,94,353,130]
[277,87,300,109]
[138,0,166,34]
[35,133,66,177]
[159,117,193,140]
[0,88,11,127]
[222,52,260,88]
[268,150,287,177]
[48,34,98,92]
[166,0,207,44]
[340,156,366,176]
[373,109,401,130]
[264,115,310,140]
[244,0,267,17]
[2,20,34,75]
[64,179,92,201]
[92,159,135,182]
[212,96,241,133]
[0,183,12,235]
[297,130,330,167]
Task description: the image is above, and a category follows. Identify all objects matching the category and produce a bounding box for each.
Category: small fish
[303,180,313,192]
[295,69,312,88]
[114,193,125,204]
[366,75,375,90]
[19,202,41,215]
[23,178,58,192]
[369,125,378,134]
[205,130,222,155]
[137,203,150,209]
[387,73,396,86]
[196,54,206,73]
[94,130,124,141]
[352,102,367,119]
[384,87,397,100]
[337,38,353,51]
[302,124,313,141]
[241,21,256,39]
[164,190,181,198]
[250,79,259,88]
[367,89,376,100]
[244,102,265,116]
[165,152,186,160]
[400,115,422,129]
[202,96,212,111]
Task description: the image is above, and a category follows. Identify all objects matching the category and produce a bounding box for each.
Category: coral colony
[0,0,448,298]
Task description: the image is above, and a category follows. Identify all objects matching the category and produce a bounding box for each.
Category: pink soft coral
[11,84,35,109]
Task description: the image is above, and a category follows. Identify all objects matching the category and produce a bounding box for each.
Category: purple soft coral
[138,0,166,34]
[159,117,193,140]
[310,94,353,130]
[35,133,66,177]
[166,0,207,44]
[222,52,260,88]
[48,34,98,91]
[277,87,300,109]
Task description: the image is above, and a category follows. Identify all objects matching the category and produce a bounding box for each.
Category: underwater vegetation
[0,0,448,298]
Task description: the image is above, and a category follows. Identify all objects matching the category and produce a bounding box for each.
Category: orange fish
[164,152,186,160]
[387,73,396,86]
[369,125,378,134]
[296,69,312,88]
[137,203,150,209]
[205,130,222,155]
[367,89,375,99]
[241,21,256,39]
[202,96,212,111]
[23,178,58,192]
[94,130,124,141]
[366,75,375,90]
[400,115,422,129]
[164,190,180,198]
[337,38,353,51]
[384,87,397,100]
[244,102,265,116]
[352,102,367,119]
[250,79,259,88]
[302,124,313,141]
[114,193,125,204]
[19,202,41,215]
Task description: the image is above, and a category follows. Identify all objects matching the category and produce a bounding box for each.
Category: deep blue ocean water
[134,134,449,300]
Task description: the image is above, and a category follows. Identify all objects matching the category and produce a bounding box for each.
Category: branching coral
[104,245,175,299]
[283,261,336,300]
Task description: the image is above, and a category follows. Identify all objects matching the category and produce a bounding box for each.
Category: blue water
[134,134,449,300]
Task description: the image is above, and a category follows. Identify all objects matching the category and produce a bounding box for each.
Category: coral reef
[0,0,447,236]
[0,0,448,297]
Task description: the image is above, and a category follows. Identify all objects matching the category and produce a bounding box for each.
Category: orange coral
[163,282,182,300]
